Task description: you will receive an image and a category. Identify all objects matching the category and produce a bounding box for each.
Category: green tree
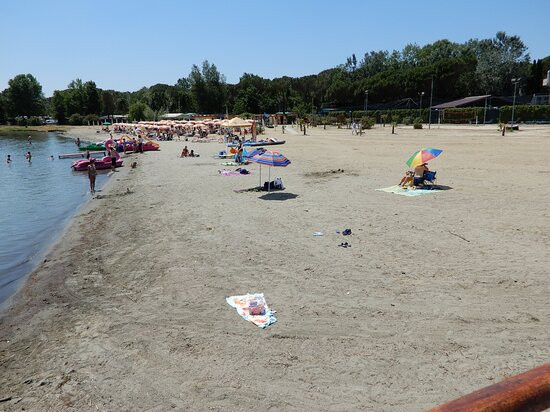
[149,90,167,113]
[101,90,116,116]
[83,81,101,115]
[0,92,7,124]
[471,31,530,95]
[5,74,45,117]
[116,97,129,114]
[188,61,226,113]
[51,90,67,124]
[66,79,86,116]
[128,101,148,121]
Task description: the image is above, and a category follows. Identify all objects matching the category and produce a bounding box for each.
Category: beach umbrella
[227,117,253,128]
[249,150,290,191]
[406,148,442,168]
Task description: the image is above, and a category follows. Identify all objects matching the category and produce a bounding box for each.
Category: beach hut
[222,117,257,140]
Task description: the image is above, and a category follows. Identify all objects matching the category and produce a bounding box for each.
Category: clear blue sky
[1,0,548,96]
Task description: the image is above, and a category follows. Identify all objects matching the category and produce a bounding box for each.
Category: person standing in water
[87,158,97,193]
[6,154,12,164]
[27,135,32,146]
[25,151,32,162]
[76,137,81,147]
[109,146,118,171]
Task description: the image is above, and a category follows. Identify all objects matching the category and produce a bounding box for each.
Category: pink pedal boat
[72,156,123,171]
[72,138,123,171]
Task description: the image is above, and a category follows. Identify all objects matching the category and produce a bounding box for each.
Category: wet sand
[1,124,549,410]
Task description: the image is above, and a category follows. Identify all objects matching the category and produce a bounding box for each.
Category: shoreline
[1,125,549,410]
[0,127,115,311]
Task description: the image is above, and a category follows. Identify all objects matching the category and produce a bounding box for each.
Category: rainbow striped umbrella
[406,148,442,168]
[249,150,291,167]
[249,151,291,190]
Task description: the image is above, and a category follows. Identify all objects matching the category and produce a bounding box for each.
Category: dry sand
[1,124,549,411]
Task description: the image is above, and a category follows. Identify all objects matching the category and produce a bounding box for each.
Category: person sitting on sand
[413,163,429,187]
[180,146,189,157]
[399,170,414,188]
[189,149,199,157]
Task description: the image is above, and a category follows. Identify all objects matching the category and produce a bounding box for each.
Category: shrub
[28,116,42,126]
[360,116,375,130]
[403,116,412,125]
[16,117,28,126]
[69,113,83,125]
[84,114,100,124]
[335,113,347,128]
[413,118,423,129]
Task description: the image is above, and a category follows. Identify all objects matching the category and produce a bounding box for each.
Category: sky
[1,0,549,96]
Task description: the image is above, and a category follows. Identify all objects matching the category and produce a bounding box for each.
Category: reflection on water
[0,132,109,306]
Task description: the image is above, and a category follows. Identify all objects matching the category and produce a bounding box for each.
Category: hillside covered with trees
[1,32,548,124]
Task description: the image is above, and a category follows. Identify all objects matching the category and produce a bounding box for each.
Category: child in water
[87,158,97,193]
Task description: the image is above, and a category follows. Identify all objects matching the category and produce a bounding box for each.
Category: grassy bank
[0,125,73,134]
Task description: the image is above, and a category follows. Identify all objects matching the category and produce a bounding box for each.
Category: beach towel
[376,185,440,197]
[219,170,251,176]
[226,293,277,328]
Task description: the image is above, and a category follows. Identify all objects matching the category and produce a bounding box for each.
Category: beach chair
[423,171,437,188]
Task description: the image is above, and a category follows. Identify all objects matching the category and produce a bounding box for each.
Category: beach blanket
[226,293,277,328]
[376,185,440,197]
[219,170,251,176]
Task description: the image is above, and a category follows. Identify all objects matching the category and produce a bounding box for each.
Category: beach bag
[274,177,284,189]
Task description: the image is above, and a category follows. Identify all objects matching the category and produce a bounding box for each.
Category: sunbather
[180,146,189,157]
[413,163,429,186]
[399,170,414,188]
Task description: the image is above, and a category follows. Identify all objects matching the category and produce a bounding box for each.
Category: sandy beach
[1,124,549,411]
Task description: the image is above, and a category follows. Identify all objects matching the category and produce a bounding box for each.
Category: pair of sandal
[338,242,351,248]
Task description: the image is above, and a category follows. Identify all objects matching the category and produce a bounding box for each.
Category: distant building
[100,114,128,123]
[160,113,186,120]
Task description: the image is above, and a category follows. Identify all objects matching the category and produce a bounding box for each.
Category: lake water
[0,132,110,307]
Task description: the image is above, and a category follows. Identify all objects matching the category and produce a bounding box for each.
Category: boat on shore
[79,143,105,151]
[72,156,123,171]
[59,151,106,159]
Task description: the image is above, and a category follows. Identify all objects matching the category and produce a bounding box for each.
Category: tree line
[0,32,548,124]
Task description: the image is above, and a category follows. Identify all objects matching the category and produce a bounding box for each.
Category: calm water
[0,132,110,307]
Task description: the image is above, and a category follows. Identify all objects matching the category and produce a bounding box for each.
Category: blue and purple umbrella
[249,150,291,190]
